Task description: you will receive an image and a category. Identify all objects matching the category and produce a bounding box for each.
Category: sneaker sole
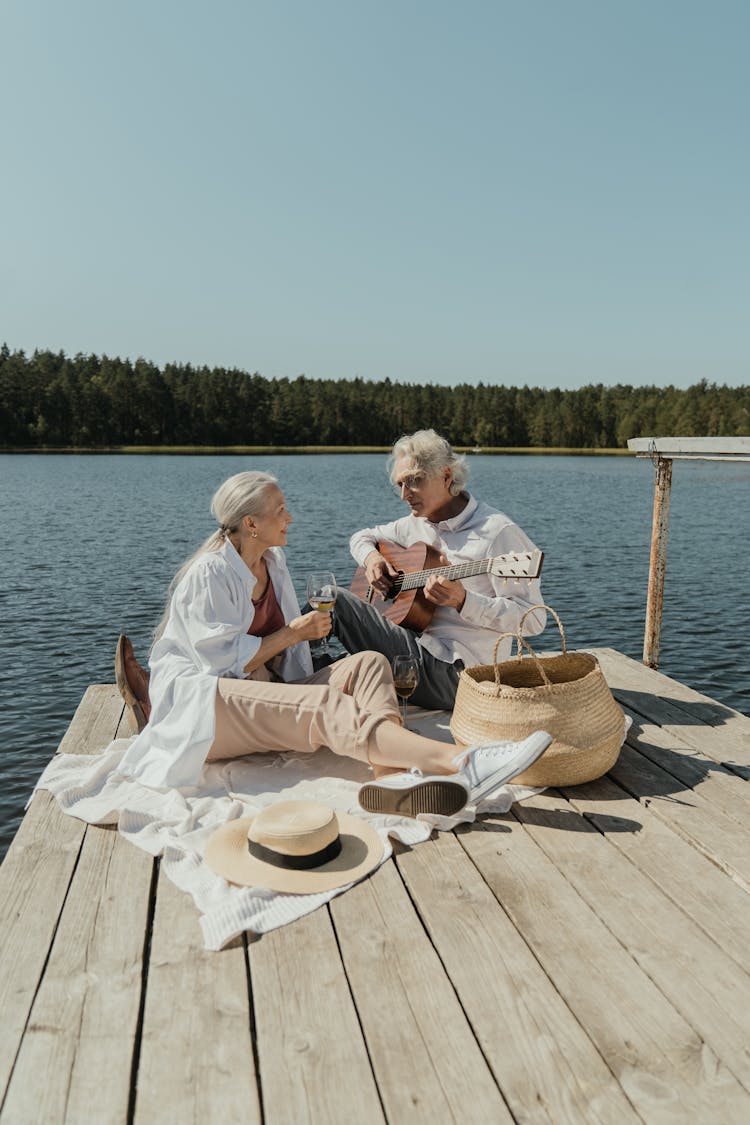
[359,779,468,819]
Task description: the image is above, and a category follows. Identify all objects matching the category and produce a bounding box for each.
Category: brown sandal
[115,634,152,733]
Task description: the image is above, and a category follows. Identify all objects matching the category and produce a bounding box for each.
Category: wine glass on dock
[306,571,338,655]
[392,655,419,729]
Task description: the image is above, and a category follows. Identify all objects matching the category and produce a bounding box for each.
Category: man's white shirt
[349,493,545,668]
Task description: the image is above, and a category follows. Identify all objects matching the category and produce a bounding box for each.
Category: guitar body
[349,539,543,633]
[349,541,443,631]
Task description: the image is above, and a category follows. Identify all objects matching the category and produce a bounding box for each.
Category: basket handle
[491,631,521,667]
[490,630,552,690]
[518,604,567,655]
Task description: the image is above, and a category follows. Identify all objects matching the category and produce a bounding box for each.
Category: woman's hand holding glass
[306,572,338,654]
[288,610,333,644]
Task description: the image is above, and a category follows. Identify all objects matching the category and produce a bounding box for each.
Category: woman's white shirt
[118,540,312,790]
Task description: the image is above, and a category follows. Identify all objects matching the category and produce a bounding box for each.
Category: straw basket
[450,605,625,786]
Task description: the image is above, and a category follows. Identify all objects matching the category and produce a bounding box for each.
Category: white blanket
[35,709,541,950]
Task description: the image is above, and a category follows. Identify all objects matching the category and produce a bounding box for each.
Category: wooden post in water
[630,437,750,670]
[643,454,672,669]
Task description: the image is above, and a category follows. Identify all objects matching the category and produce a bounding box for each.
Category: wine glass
[392,654,419,728]
[306,571,338,655]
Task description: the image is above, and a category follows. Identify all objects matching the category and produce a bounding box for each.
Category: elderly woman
[330,429,546,710]
[117,471,550,818]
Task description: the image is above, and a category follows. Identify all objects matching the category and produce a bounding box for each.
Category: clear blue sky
[2,0,748,389]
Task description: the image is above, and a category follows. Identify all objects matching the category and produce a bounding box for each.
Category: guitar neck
[399,558,491,591]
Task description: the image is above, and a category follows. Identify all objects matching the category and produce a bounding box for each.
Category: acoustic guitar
[349,540,544,631]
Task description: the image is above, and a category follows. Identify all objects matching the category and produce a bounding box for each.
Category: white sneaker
[454,731,553,804]
[359,768,469,819]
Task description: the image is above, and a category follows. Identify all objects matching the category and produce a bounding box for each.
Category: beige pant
[207,651,401,766]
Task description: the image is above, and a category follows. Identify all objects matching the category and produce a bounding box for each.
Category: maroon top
[249,578,285,638]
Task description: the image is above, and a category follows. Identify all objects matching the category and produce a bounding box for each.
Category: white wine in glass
[392,654,419,727]
[306,571,338,655]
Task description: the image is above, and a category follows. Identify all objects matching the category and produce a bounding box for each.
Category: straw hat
[205,800,384,894]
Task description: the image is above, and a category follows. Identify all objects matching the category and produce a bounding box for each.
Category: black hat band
[247,836,342,870]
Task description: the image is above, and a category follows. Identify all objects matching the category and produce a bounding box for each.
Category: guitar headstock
[489,549,544,579]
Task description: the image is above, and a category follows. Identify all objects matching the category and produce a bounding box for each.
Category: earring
[251,531,258,539]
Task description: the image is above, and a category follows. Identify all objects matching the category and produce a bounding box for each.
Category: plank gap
[243,933,266,1125]
[620,719,750,825]
[562,778,750,976]
[0,820,88,1115]
[605,761,750,893]
[453,818,646,1122]
[126,856,160,1125]
[391,843,516,1120]
[511,793,750,1095]
[617,686,738,733]
[327,902,389,1124]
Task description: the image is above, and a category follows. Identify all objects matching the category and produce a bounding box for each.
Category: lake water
[1,452,748,859]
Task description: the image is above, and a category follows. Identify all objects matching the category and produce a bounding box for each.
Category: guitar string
[398,554,535,591]
[370,552,535,596]
[399,558,492,590]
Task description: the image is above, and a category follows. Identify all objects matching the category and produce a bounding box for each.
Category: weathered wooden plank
[562,773,750,972]
[514,792,750,1093]
[623,711,750,827]
[395,833,639,1124]
[592,646,743,718]
[627,436,750,457]
[592,647,750,770]
[134,869,260,1125]
[1,824,153,1125]
[250,900,385,1125]
[6,665,750,1124]
[55,684,127,756]
[0,685,124,1107]
[331,858,510,1124]
[459,811,750,1123]
[610,745,750,892]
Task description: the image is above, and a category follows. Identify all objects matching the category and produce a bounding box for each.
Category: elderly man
[330,429,545,710]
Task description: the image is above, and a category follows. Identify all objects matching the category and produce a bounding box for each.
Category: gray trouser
[327,588,462,711]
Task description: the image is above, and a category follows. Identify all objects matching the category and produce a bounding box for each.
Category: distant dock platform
[2,648,750,1123]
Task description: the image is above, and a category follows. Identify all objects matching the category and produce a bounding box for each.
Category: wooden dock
[1,647,749,1123]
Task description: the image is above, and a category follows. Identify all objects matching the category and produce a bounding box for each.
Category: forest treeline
[1,345,748,448]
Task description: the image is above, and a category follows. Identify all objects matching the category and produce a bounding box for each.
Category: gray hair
[153,471,279,645]
[388,429,469,497]
[210,471,279,535]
